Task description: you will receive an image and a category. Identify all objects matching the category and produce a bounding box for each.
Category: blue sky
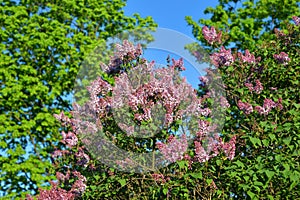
[124,0,218,37]
[123,0,219,88]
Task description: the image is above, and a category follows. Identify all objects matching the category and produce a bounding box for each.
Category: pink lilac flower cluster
[101,40,143,74]
[171,57,186,71]
[273,52,290,65]
[86,77,112,117]
[202,26,222,45]
[112,59,197,127]
[217,135,236,160]
[75,147,90,167]
[26,170,87,200]
[156,134,189,163]
[210,46,235,68]
[193,140,211,162]
[199,75,209,87]
[26,182,75,200]
[237,100,253,115]
[219,96,230,108]
[238,49,256,64]
[61,131,78,148]
[194,134,236,162]
[115,40,143,60]
[44,112,90,198]
[190,116,236,163]
[274,28,286,38]
[245,79,263,94]
[151,173,170,184]
[254,79,263,94]
[53,111,72,127]
[196,120,210,138]
[292,16,300,26]
[255,98,283,115]
[244,82,254,91]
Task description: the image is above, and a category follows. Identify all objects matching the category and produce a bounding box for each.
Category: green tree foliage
[206,21,300,199]
[185,0,300,198]
[186,0,300,51]
[0,0,156,198]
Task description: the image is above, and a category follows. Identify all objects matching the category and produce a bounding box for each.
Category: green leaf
[249,136,262,147]
[247,191,256,199]
[189,172,202,179]
[163,188,168,195]
[265,170,275,180]
[118,179,126,187]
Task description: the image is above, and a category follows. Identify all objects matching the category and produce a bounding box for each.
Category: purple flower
[114,40,142,60]
[238,49,256,64]
[199,76,209,86]
[254,79,263,94]
[210,46,234,68]
[53,111,71,126]
[101,40,143,74]
[274,52,290,65]
[274,28,286,38]
[202,26,222,45]
[237,100,253,115]
[75,147,90,167]
[171,58,186,71]
[292,16,300,26]
[151,173,169,184]
[26,181,76,200]
[156,134,188,163]
[218,135,236,160]
[194,141,210,162]
[245,82,254,91]
[61,131,78,148]
[255,98,279,115]
[219,96,230,108]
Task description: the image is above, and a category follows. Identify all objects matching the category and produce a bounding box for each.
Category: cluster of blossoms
[199,75,209,87]
[78,40,237,168]
[201,25,288,119]
[111,57,197,129]
[101,40,143,74]
[26,182,75,200]
[151,173,170,184]
[237,100,254,115]
[292,16,300,26]
[171,57,186,71]
[210,46,234,67]
[26,170,87,200]
[273,52,291,65]
[202,26,222,45]
[237,98,283,116]
[219,96,230,108]
[255,98,283,115]
[245,79,264,94]
[192,118,236,163]
[237,49,260,64]
[25,111,90,199]
[156,134,189,163]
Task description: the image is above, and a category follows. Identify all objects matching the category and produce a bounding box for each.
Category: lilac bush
[27,37,236,199]
[28,15,300,199]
